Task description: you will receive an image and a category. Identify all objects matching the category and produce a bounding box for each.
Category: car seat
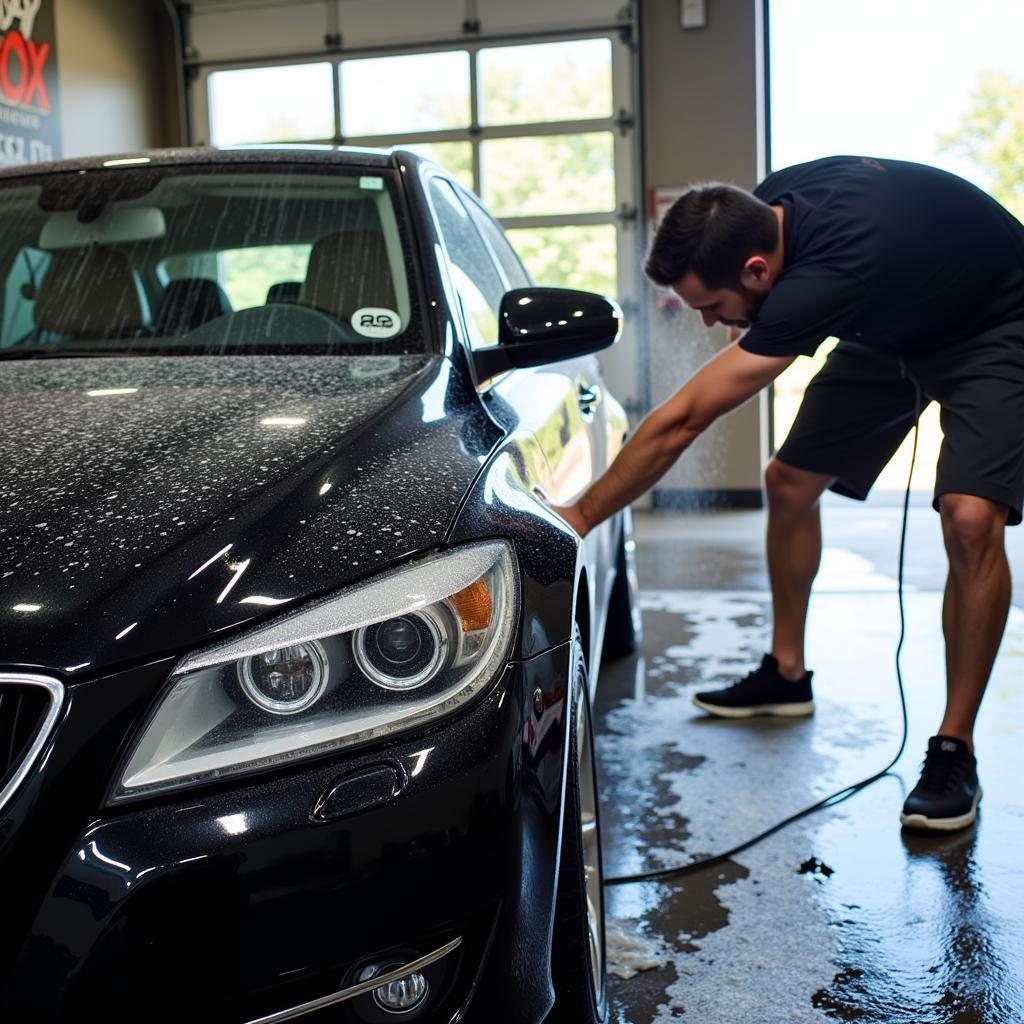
[300,230,397,322]
[265,281,301,305]
[34,247,147,337]
[154,278,232,336]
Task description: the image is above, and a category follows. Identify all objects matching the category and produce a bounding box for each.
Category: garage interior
[6,0,1024,1020]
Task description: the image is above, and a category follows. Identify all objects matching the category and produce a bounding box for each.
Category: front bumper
[0,643,572,1024]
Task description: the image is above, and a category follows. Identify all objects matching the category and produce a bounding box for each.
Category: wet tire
[548,628,607,1024]
[602,509,642,659]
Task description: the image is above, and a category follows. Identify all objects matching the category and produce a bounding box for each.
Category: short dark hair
[644,183,778,290]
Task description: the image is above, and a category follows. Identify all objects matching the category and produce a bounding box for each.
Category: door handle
[577,383,603,413]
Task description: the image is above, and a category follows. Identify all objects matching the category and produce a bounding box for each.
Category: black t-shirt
[739,156,1024,358]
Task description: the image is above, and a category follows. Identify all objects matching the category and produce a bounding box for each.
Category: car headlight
[107,541,518,804]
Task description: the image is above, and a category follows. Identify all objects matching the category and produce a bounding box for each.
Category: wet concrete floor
[595,499,1024,1023]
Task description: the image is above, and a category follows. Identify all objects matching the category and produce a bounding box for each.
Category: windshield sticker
[351,307,402,339]
[359,176,384,191]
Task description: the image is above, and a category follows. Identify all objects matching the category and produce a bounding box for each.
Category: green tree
[939,70,1024,221]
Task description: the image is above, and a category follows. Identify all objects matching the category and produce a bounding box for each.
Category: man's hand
[532,484,591,537]
[550,501,589,538]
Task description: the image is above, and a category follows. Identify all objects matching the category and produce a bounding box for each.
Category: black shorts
[775,320,1024,526]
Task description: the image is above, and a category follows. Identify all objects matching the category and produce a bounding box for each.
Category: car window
[0,166,427,356]
[160,243,314,312]
[428,177,505,349]
[464,196,532,290]
[2,246,50,345]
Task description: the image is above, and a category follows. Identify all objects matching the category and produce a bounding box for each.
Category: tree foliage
[939,71,1024,221]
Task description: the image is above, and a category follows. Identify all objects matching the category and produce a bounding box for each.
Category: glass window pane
[217,245,312,311]
[505,225,617,298]
[479,39,612,126]
[482,133,615,216]
[402,142,474,190]
[428,179,505,348]
[341,52,470,136]
[3,246,50,346]
[209,64,334,144]
[468,202,531,289]
[0,169,425,354]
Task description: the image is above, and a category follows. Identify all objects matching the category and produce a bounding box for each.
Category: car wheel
[548,627,607,1023]
[602,508,642,658]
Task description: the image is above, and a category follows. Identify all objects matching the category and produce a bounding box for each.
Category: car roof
[0,145,431,182]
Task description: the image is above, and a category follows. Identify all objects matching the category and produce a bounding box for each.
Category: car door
[424,173,617,654]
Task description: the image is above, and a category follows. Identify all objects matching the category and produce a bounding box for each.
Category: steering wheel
[182,302,359,347]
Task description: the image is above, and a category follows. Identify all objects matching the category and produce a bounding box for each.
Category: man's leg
[764,458,836,680]
[900,491,1003,830]
[938,493,1011,750]
[693,342,912,719]
[692,458,836,718]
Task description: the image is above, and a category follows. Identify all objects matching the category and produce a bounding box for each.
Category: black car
[0,147,641,1023]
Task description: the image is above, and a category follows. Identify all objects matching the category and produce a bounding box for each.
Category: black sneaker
[901,735,982,832]
[692,654,814,718]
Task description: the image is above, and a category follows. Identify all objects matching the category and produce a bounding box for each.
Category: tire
[548,628,607,1023]
[602,508,642,659]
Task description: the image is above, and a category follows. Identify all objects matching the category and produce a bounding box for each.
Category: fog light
[357,963,429,1014]
[374,973,427,1013]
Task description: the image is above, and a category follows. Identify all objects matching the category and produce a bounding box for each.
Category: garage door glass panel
[340,52,470,136]
[505,225,617,298]
[0,168,427,354]
[481,133,615,216]
[478,39,613,126]
[401,142,474,190]
[209,64,335,144]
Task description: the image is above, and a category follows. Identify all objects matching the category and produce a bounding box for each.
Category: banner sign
[0,0,59,167]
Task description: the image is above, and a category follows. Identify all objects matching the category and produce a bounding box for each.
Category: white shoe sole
[691,696,815,718]
[900,786,982,832]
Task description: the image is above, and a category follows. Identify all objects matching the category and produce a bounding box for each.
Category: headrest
[35,247,144,334]
[266,281,301,305]
[155,277,232,335]
[302,230,397,321]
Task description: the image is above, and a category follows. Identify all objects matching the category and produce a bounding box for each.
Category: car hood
[0,354,501,676]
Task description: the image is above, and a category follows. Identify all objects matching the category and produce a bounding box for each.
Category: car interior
[0,169,422,354]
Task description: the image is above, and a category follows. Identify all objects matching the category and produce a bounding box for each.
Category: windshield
[0,163,428,357]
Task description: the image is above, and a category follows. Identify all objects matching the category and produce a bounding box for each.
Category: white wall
[641,0,768,504]
[185,0,626,63]
[56,0,180,158]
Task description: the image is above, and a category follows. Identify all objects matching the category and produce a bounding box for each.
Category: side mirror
[469,287,622,383]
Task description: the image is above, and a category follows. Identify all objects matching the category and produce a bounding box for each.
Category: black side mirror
[469,287,622,383]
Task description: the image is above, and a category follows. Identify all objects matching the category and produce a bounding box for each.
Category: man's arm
[556,342,795,536]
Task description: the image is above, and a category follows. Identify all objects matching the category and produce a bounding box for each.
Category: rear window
[0,164,428,356]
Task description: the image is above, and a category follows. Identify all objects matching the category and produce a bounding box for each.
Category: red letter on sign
[26,40,49,111]
[0,30,28,106]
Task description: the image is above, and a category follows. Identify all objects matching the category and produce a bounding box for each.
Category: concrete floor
[595,498,1024,1023]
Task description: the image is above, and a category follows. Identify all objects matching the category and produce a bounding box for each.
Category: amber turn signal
[449,579,492,632]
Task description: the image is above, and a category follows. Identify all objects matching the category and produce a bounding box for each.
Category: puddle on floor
[596,587,1024,1023]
